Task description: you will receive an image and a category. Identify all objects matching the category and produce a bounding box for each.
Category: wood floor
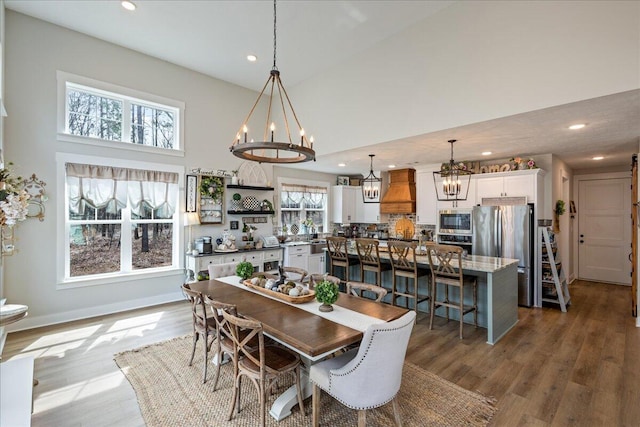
[3,280,639,426]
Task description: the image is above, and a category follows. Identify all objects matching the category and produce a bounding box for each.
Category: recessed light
[121,1,136,11]
[388,164,396,168]
[592,156,604,160]
[481,151,492,156]
[247,54,257,62]
[569,123,586,130]
[338,163,346,167]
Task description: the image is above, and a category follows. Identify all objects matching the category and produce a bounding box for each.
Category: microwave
[438,209,473,235]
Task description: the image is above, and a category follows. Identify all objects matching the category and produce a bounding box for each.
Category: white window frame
[56,153,184,289]
[277,177,330,234]
[57,71,185,157]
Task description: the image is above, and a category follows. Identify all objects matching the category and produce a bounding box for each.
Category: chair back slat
[220,309,265,374]
[388,241,418,275]
[326,237,348,261]
[182,283,208,328]
[355,238,382,267]
[346,281,387,302]
[427,244,464,282]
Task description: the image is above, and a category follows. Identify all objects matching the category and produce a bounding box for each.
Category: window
[58,72,184,154]
[64,161,179,281]
[280,182,328,235]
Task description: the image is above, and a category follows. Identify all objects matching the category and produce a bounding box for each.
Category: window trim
[56,152,185,289]
[57,71,185,157]
[277,177,330,233]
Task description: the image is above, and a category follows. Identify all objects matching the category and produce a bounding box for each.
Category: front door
[578,177,632,284]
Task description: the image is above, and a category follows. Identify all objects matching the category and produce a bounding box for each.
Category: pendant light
[229,0,315,164]
[432,139,471,201]
[362,154,381,203]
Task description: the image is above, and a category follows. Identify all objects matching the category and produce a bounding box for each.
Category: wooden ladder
[539,227,571,312]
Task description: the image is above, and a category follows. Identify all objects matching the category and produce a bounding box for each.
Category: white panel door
[578,178,631,284]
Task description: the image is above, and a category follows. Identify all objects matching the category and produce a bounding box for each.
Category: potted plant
[236,261,254,283]
[232,193,242,211]
[315,279,340,312]
[554,199,565,233]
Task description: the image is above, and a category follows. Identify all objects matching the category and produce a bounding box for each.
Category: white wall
[2,11,268,329]
[289,1,640,156]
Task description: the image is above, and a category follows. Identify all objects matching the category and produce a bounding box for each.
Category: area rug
[114,336,496,426]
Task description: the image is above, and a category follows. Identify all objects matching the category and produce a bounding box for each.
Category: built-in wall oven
[437,209,473,235]
[437,233,473,254]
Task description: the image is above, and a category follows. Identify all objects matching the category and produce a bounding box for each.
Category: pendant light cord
[273,0,278,69]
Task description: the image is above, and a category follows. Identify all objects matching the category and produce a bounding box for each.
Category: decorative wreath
[199,176,224,203]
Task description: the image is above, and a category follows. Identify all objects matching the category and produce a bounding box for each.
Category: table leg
[268,358,313,421]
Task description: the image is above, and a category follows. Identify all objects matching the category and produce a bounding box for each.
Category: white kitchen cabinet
[331,185,358,224]
[416,170,438,225]
[283,244,310,271]
[307,253,327,275]
[475,169,543,203]
[355,196,387,224]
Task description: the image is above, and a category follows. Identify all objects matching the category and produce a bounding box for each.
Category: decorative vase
[319,303,333,312]
[231,199,241,211]
[231,176,239,185]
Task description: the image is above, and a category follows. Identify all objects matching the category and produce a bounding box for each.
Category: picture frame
[185,174,198,213]
[337,176,350,186]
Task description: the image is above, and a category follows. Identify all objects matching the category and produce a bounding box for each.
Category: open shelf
[227,184,274,191]
[227,210,275,215]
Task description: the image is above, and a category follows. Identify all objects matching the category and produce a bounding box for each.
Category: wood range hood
[380,168,416,214]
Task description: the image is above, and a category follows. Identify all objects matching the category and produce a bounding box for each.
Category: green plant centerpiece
[315,279,340,312]
[236,261,254,283]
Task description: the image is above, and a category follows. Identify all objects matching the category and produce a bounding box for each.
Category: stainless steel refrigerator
[472,204,534,307]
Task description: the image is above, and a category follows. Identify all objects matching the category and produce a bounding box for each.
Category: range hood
[380,168,416,214]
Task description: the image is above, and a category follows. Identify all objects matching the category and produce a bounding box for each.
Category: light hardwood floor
[3,280,639,426]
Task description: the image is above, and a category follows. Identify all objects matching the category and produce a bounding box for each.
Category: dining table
[189,275,408,421]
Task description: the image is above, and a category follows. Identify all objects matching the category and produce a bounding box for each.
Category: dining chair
[181,283,217,383]
[221,309,305,427]
[387,240,430,311]
[346,281,387,302]
[326,236,354,282]
[309,273,341,290]
[208,262,239,279]
[282,266,308,283]
[426,243,478,339]
[309,310,416,427]
[202,295,238,392]
[355,238,391,291]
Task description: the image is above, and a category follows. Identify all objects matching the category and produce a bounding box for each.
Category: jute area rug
[114,336,496,427]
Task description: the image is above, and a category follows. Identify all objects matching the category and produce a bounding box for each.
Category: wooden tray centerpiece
[243,280,316,304]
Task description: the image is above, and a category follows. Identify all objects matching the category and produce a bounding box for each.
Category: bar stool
[355,238,392,294]
[326,237,354,282]
[426,243,477,339]
[387,240,430,311]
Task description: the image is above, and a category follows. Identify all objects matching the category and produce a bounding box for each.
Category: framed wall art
[185,174,198,213]
[337,176,350,186]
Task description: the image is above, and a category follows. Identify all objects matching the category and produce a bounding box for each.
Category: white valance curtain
[281,184,327,205]
[66,163,179,217]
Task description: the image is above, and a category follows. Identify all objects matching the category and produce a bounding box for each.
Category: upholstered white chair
[309,310,416,427]
[208,262,239,279]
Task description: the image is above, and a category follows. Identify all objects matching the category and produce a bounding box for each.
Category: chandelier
[432,139,471,201]
[229,0,315,164]
[362,154,381,203]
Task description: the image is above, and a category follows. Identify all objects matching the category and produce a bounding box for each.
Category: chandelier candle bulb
[300,129,305,145]
[270,122,275,142]
[243,125,248,143]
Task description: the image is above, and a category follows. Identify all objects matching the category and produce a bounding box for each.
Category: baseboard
[5,291,185,333]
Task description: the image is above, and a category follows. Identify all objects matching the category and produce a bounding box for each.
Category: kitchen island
[341,247,519,345]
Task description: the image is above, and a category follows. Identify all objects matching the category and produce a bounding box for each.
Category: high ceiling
[5,0,639,173]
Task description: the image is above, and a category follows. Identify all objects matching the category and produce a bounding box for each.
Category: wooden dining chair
[221,309,305,427]
[309,273,341,290]
[310,310,416,427]
[426,243,478,339]
[346,281,388,303]
[181,283,217,383]
[282,266,308,283]
[202,295,238,392]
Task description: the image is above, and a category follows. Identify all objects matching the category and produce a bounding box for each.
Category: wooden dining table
[188,276,408,420]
